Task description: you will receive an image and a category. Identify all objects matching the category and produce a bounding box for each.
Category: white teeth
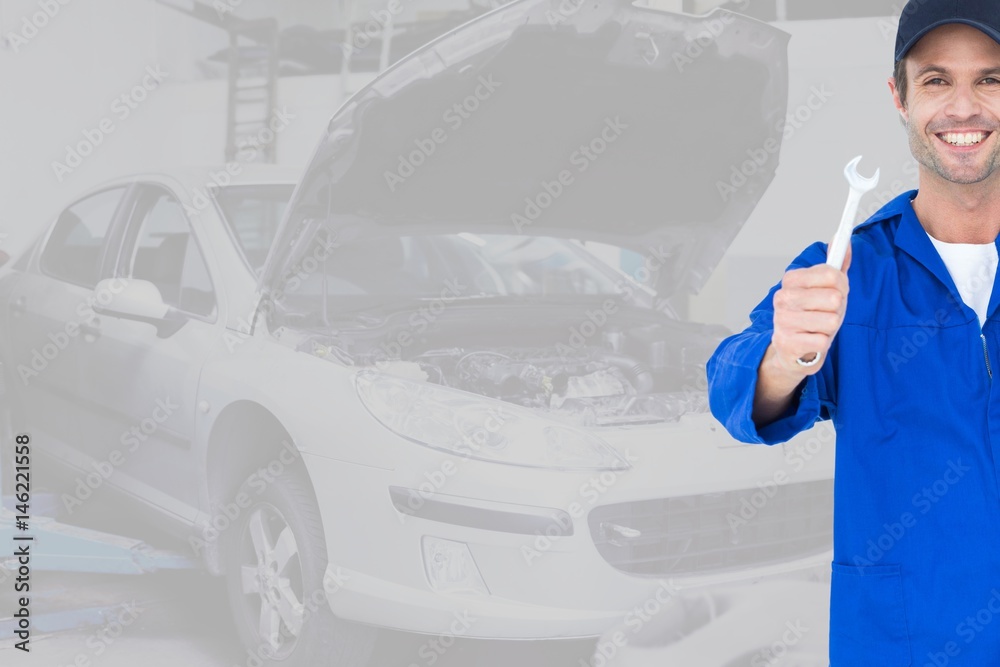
[942,132,987,146]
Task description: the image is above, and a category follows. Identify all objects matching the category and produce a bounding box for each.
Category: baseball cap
[896,0,1000,62]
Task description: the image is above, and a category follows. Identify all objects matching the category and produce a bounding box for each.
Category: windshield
[212,184,295,274]
[268,232,650,321]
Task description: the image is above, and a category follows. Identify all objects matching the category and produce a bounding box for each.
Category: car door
[77,183,222,517]
[5,186,131,458]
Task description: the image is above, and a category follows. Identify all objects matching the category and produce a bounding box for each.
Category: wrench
[796,156,880,368]
[826,155,880,269]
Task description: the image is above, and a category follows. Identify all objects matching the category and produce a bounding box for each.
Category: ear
[889,77,909,123]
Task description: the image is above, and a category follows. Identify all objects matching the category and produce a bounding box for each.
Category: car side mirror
[91,278,186,337]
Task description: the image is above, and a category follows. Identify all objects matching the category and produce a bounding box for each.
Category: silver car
[0,2,834,666]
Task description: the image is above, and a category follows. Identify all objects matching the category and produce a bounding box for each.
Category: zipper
[983,333,993,380]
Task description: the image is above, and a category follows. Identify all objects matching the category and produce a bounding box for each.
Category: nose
[945,82,984,119]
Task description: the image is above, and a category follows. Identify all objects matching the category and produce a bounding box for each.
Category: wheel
[224,464,376,667]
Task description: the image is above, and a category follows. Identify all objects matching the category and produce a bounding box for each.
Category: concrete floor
[0,490,599,667]
[0,569,597,666]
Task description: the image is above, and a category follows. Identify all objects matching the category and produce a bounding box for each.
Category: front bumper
[304,423,834,640]
[322,553,830,640]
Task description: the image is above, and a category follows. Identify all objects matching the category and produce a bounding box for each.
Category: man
[707,1,1000,665]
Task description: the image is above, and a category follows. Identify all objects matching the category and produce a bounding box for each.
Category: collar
[860,190,1000,324]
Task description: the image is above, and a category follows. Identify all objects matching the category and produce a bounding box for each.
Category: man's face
[891,23,1000,186]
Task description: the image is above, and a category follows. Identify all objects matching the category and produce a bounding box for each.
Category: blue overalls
[707,190,1000,666]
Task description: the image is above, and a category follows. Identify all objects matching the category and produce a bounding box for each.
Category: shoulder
[849,190,914,256]
[789,191,914,270]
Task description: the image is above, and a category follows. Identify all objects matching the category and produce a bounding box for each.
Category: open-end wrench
[826,155,880,269]
[796,156,880,368]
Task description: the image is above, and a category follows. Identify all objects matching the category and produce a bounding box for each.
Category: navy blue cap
[896,0,1000,62]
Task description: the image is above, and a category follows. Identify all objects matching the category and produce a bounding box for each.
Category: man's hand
[769,241,852,376]
[752,242,851,428]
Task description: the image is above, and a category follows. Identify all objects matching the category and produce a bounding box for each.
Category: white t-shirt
[926,232,998,327]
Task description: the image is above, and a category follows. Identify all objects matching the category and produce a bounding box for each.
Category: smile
[937,131,991,147]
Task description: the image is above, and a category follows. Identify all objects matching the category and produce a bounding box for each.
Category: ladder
[155,1,281,163]
[225,18,280,163]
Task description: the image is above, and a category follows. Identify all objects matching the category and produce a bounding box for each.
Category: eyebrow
[913,64,1000,78]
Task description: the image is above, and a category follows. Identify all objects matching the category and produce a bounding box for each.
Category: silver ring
[796,351,822,367]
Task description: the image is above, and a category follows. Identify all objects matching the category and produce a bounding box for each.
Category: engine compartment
[291,303,729,428]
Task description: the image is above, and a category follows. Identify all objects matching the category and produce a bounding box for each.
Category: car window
[211,184,294,274]
[40,187,126,287]
[128,190,217,318]
[282,233,624,300]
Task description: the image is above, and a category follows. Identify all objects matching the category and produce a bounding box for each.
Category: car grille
[588,479,833,577]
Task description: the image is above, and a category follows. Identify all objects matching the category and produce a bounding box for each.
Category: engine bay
[291,305,729,427]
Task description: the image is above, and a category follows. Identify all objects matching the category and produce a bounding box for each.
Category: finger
[774,309,842,336]
[775,287,846,313]
[783,265,844,289]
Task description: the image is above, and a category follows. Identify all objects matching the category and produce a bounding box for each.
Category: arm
[752,343,810,429]
[753,241,851,429]
[707,240,851,442]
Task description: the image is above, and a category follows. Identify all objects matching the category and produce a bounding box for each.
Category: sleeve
[706,241,838,445]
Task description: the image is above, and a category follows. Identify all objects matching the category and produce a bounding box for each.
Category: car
[0,1,835,665]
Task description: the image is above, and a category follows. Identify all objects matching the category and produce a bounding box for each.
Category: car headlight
[354,370,631,471]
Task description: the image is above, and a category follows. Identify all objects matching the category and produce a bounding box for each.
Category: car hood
[257,0,789,304]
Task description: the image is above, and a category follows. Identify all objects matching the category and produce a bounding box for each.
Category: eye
[983,77,1000,85]
[924,77,948,86]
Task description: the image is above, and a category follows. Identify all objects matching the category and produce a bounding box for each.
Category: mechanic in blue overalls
[707,2,1000,665]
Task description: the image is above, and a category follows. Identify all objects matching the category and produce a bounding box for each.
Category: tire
[223,464,377,667]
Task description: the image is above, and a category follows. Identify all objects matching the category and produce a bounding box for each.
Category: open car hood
[257,0,789,305]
